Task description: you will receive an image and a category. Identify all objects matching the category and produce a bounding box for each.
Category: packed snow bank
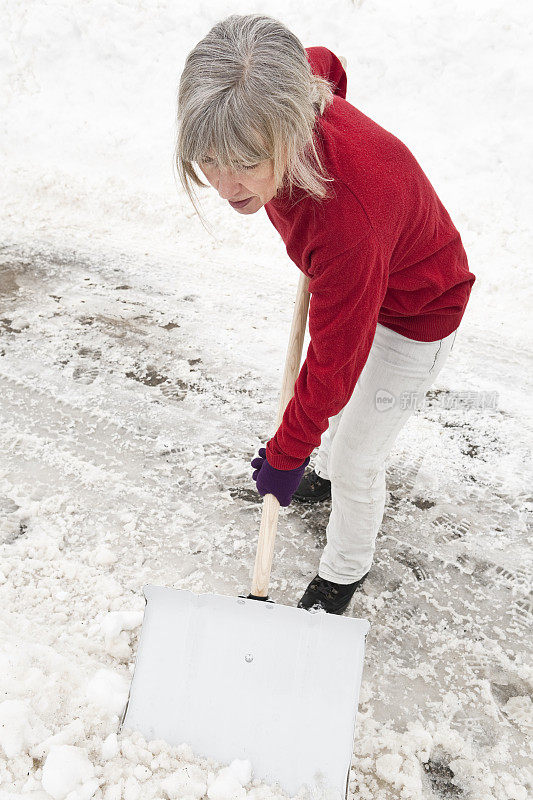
[2,0,531,340]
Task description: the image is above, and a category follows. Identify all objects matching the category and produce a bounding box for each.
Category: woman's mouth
[229,197,253,209]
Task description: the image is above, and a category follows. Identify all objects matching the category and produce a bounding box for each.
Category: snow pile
[86,669,130,717]
[0,688,285,800]
[0,512,297,797]
[0,699,50,760]
[207,760,253,800]
[41,745,97,800]
[100,610,145,660]
[160,763,207,799]
[350,711,532,800]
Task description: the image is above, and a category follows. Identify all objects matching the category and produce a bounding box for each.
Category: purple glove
[251,447,310,507]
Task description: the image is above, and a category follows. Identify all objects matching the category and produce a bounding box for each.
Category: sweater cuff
[265,437,311,471]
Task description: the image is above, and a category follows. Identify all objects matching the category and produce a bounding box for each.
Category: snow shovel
[121,272,370,797]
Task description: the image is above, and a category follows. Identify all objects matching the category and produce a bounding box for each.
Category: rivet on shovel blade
[245,653,253,663]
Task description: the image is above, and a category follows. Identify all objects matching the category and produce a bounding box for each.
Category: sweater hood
[306,46,348,100]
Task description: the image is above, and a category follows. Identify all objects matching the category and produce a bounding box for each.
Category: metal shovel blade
[122,585,370,797]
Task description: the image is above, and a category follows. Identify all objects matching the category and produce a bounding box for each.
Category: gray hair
[175,14,335,225]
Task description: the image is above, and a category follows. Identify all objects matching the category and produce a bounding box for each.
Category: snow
[1,0,532,799]
[207,762,249,800]
[0,699,49,759]
[160,765,207,798]
[375,754,404,784]
[41,745,96,800]
[86,670,130,717]
[100,733,119,761]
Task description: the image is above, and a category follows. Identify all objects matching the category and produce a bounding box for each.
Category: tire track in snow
[0,371,190,488]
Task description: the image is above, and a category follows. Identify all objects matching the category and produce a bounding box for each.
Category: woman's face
[198,151,278,214]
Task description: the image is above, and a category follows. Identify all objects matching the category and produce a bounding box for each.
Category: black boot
[297,572,369,615]
[293,469,331,503]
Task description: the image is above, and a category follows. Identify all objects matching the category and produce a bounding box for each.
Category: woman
[175,14,476,615]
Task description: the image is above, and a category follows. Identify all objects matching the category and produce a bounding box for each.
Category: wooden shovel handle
[250,272,310,598]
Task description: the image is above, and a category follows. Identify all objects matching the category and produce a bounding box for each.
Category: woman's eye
[200,158,257,171]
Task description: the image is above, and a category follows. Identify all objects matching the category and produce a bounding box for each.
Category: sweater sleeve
[305,46,347,100]
[266,233,388,470]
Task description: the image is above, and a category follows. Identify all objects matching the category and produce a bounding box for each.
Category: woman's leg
[317,323,457,584]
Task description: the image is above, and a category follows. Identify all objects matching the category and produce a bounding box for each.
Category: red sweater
[264,46,476,470]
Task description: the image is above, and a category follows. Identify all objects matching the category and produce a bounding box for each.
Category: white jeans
[314,322,458,584]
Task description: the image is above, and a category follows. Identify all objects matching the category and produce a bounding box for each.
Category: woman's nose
[215,169,241,201]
